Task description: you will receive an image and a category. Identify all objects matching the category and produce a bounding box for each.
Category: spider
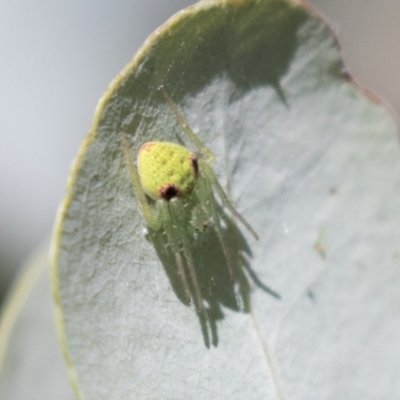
[122,90,258,313]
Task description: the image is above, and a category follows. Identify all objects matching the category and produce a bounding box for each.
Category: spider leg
[167,201,204,313]
[201,162,259,240]
[161,89,214,163]
[157,202,192,304]
[196,175,235,281]
[121,134,160,230]
[173,250,192,305]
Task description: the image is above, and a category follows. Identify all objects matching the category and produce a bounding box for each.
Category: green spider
[122,90,258,313]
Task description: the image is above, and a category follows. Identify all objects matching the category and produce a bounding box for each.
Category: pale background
[0,0,399,301]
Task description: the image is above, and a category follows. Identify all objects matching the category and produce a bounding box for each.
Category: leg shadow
[149,213,280,348]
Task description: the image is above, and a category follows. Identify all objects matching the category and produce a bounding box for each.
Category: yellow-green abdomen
[137,142,198,201]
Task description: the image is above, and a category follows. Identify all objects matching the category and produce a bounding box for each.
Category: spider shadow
[149,214,280,348]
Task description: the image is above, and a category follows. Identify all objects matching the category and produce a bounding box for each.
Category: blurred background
[0,0,399,302]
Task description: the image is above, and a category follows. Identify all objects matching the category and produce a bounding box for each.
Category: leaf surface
[0,247,74,400]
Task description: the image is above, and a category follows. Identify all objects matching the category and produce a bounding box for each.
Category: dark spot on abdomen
[160,184,180,201]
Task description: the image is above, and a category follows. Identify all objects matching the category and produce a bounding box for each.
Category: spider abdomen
[137,141,198,201]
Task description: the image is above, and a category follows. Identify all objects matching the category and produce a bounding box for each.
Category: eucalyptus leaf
[52,0,400,399]
[0,247,74,400]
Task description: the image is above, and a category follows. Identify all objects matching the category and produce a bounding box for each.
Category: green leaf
[52,0,400,398]
[0,246,73,399]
